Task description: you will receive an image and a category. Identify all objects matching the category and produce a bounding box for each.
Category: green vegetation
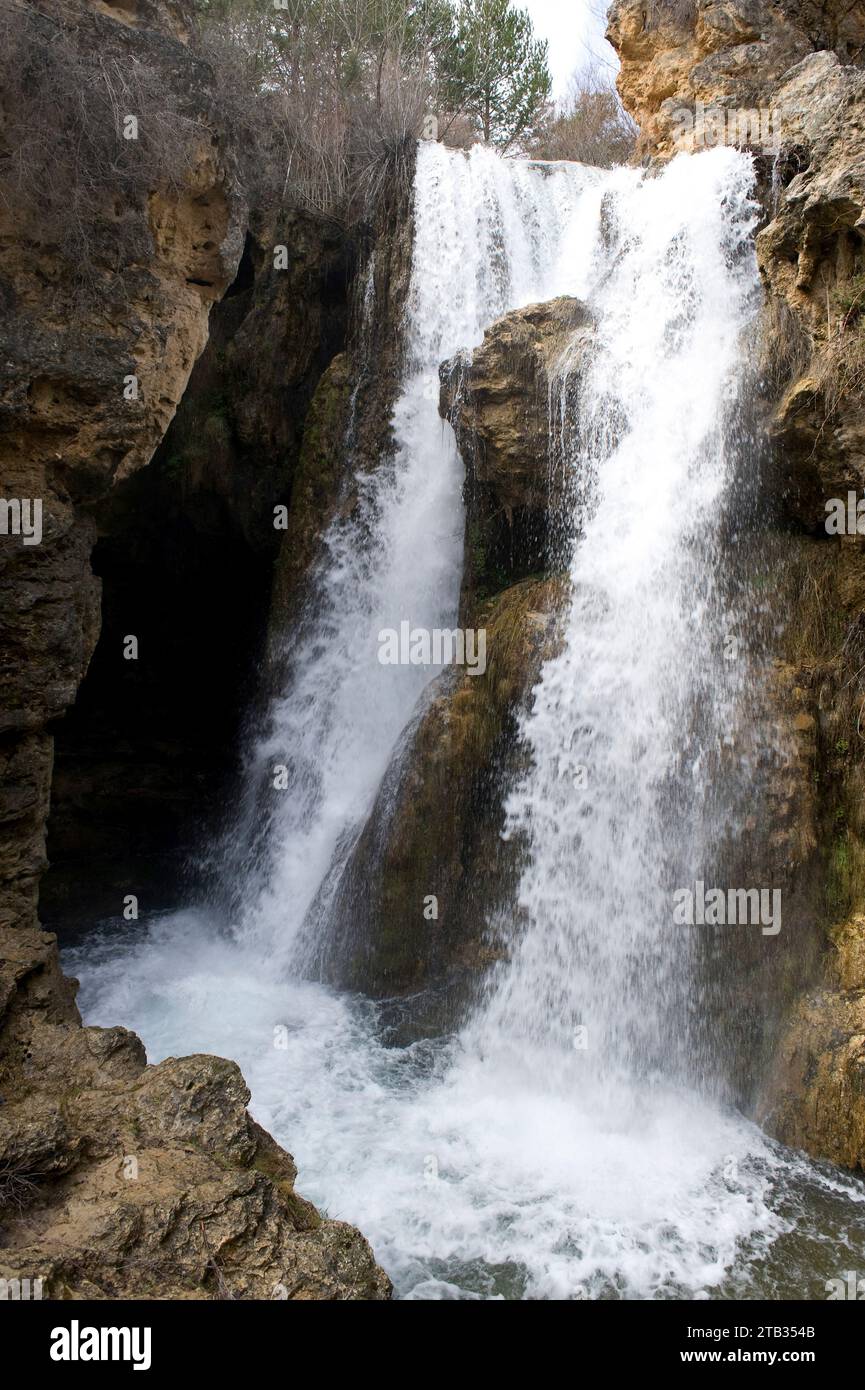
[437,0,550,150]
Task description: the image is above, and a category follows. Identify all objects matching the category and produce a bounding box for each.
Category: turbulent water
[67,142,865,1299]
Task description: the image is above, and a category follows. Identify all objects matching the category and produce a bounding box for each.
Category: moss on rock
[327,577,564,1003]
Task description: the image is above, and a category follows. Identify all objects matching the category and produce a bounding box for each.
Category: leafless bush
[811,273,865,422]
[0,1157,43,1214]
[345,57,433,216]
[815,328,865,422]
[196,0,439,226]
[756,292,811,399]
[530,68,636,169]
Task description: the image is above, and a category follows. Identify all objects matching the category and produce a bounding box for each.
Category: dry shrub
[196,0,439,225]
[0,1157,44,1214]
[813,273,865,420]
[530,68,636,169]
[756,292,812,399]
[643,0,698,30]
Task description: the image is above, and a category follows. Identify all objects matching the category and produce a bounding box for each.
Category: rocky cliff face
[0,0,389,1298]
[0,0,244,941]
[608,0,865,161]
[41,207,352,924]
[607,0,865,1167]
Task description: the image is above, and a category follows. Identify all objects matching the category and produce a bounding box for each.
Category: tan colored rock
[606,0,860,162]
[759,915,865,1169]
[0,1035,391,1299]
[441,296,593,602]
[442,296,592,516]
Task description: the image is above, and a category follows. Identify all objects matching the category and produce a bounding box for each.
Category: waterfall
[227,142,598,968]
[476,149,760,1094]
[68,142,865,1301]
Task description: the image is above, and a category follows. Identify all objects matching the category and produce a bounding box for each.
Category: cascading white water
[233,142,597,967]
[68,142,865,1300]
[476,150,759,1090]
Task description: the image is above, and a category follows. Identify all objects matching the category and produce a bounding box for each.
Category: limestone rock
[0,1035,391,1299]
[0,0,390,1300]
[759,914,865,1169]
[441,296,593,599]
[607,0,858,161]
[0,0,245,940]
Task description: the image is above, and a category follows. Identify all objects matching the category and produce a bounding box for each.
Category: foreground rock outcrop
[0,1012,389,1298]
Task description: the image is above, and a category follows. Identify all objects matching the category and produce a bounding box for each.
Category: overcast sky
[522,0,618,98]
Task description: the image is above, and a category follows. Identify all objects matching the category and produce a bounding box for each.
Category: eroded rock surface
[0,0,389,1299]
[760,912,865,1169]
[0,1019,390,1299]
[441,296,593,601]
[329,577,563,1002]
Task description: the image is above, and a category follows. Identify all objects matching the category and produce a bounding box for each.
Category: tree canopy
[438,0,552,149]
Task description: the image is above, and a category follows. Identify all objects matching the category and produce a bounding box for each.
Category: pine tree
[439,0,551,150]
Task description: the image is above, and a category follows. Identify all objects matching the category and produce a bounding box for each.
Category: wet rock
[441,296,593,600]
[328,577,563,1002]
[759,913,865,1169]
